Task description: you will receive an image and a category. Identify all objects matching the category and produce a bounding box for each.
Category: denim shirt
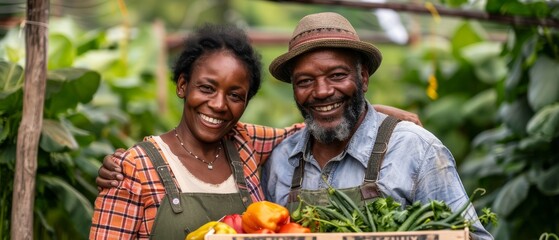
[261,103,493,240]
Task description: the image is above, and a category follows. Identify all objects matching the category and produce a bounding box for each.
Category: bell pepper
[253,229,275,234]
[185,221,237,240]
[221,213,244,233]
[278,222,311,233]
[241,201,290,233]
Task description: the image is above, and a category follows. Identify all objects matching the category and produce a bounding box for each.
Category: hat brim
[269,39,382,83]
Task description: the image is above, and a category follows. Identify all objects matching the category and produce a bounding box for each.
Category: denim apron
[136,139,252,240]
[286,116,400,211]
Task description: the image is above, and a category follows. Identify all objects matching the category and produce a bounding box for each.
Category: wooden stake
[11,0,49,239]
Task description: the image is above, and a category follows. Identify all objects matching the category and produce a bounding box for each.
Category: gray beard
[296,82,366,144]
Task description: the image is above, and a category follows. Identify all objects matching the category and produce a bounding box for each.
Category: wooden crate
[207,228,469,240]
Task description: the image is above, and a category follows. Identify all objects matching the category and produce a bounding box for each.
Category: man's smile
[312,102,343,112]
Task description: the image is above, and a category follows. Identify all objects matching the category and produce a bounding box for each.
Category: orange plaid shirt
[89,122,303,239]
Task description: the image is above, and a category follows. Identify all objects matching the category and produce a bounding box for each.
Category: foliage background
[0,0,558,239]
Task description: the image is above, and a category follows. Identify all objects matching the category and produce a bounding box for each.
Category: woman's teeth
[200,114,224,124]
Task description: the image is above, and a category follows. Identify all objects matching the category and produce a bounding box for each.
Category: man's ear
[176,74,187,98]
[361,67,370,93]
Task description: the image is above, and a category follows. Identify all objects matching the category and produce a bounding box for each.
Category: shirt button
[172,198,180,205]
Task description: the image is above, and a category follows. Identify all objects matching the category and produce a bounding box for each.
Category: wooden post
[154,19,168,115]
[11,0,49,239]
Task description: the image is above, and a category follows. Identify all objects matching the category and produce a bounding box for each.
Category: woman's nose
[208,93,227,111]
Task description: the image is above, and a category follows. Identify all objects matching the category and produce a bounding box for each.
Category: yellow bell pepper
[185,221,237,240]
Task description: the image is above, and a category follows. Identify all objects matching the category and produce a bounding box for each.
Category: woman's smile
[199,113,225,125]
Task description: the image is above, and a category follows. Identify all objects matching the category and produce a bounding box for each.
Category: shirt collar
[288,103,383,168]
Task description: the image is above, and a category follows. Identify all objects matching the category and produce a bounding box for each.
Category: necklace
[174,128,221,170]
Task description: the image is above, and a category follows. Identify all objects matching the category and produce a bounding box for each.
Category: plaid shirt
[89,122,303,239]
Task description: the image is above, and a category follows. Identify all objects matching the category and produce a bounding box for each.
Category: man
[260,12,492,239]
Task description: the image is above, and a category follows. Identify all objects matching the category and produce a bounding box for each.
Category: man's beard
[296,78,366,144]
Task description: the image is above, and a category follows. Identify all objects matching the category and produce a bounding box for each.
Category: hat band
[289,31,359,50]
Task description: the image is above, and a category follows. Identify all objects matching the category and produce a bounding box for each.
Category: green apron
[136,139,252,240]
[286,116,400,211]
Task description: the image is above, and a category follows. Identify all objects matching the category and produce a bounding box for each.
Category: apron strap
[223,139,252,207]
[136,141,183,214]
[361,116,400,200]
[288,156,305,203]
[365,116,401,181]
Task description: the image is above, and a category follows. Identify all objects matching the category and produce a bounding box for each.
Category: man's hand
[373,104,423,127]
[96,148,125,191]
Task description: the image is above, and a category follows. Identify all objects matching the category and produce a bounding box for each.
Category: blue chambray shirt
[261,103,493,240]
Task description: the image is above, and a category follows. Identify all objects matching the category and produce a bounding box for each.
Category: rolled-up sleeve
[90,149,145,239]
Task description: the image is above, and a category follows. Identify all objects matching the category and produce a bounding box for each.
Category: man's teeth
[314,102,342,112]
[201,114,224,124]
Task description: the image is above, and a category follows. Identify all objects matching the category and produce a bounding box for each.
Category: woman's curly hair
[172,24,262,101]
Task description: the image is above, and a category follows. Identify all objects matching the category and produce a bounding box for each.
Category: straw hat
[269,12,383,83]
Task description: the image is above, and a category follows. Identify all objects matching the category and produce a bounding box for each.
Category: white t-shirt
[152,136,237,193]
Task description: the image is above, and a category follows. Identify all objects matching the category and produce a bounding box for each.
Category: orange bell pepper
[278,222,311,234]
[241,201,290,233]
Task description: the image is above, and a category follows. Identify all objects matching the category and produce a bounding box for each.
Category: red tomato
[277,222,311,234]
[221,214,244,233]
[253,229,275,234]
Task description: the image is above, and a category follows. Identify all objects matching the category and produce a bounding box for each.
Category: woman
[91,24,422,239]
[89,24,303,239]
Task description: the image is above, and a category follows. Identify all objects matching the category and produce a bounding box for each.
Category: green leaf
[499,97,534,135]
[498,1,550,18]
[501,2,533,16]
[48,34,76,70]
[442,0,468,7]
[424,95,468,128]
[504,57,523,101]
[475,57,507,84]
[518,135,551,151]
[462,89,498,125]
[526,103,559,140]
[40,119,79,152]
[75,155,102,177]
[39,175,93,238]
[34,208,55,236]
[534,165,559,195]
[461,153,502,178]
[0,61,24,114]
[504,28,537,64]
[0,118,7,143]
[0,144,16,166]
[76,30,107,56]
[0,61,24,96]
[45,68,101,115]
[485,0,510,13]
[529,2,551,18]
[451,21,486,58]
[460,42,506,84]
[0,29,26,64]
[492,174,530,217]
[472,125,513,148]
[528,56,559,111]
[460,42,502,61]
